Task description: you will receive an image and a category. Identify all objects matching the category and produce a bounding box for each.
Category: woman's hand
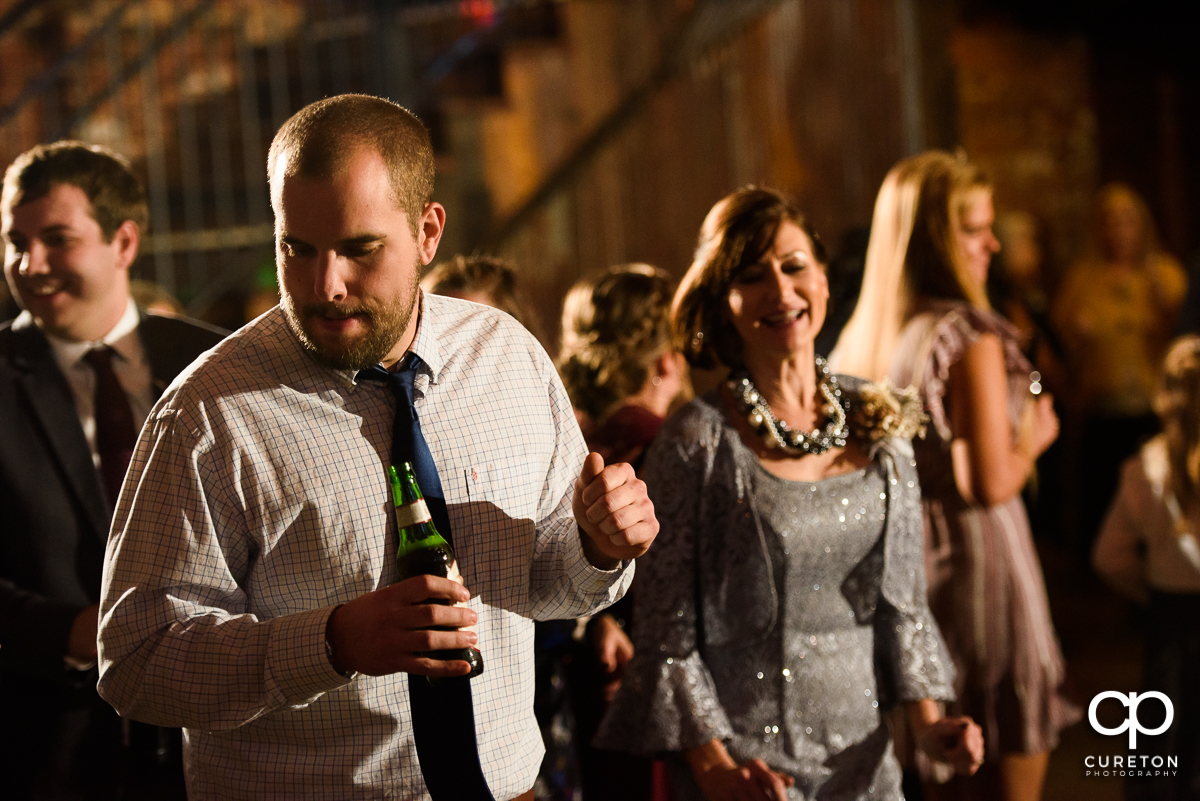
[687,739,794,801]
[590,613,634,701]
[914,715,985,776]
[1026,393,1059,459]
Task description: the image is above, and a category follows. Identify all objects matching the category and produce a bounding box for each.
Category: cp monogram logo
[1088,691,1174,748]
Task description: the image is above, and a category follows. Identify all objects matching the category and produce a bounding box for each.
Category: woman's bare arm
[906,699,984,775]
[948,333,1058,506]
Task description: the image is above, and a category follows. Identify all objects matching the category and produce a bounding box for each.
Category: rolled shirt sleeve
[98,405,354,730]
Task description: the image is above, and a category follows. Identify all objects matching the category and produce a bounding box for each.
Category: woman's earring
[651,376,662,387]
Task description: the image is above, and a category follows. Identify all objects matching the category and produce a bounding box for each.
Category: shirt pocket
[446,462,533,608]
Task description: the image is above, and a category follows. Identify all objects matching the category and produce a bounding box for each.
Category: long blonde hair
[1155,336,1200,504]
[832,151,991,380]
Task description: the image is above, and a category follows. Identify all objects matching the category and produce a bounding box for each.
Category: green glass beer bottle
[389,463,484,679]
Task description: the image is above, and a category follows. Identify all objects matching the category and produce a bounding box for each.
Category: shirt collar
[341,290,445,387]
[43,297,140,369]
[407,290,444,382]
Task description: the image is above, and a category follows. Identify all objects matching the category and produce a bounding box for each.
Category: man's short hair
[1,141,148,241]
[267,94,435,234]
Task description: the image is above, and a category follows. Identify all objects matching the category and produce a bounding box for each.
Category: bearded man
[96,94,657,801]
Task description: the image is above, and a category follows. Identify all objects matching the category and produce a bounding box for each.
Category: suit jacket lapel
[9,317,111,542]
[139,311,194,399]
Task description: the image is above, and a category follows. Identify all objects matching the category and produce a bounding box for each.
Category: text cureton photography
[1084,754,1179,778]
[1085,691,1179,779]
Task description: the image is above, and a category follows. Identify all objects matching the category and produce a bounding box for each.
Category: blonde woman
[1094,336,1200,801]
[833,152,1079,801]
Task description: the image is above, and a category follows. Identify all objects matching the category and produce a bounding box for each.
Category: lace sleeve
[594,407,735,754]
[873,442,956,706]
[917,311,980,443]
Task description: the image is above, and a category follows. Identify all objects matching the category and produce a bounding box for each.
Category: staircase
[0,0,561,328]
[3,0,922,340]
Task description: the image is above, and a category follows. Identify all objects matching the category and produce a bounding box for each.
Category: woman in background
[1094,335,1200,801]
[834,151,1078,801]
[559,263,688,467]
[422,253,547,344]
[556,263,687,801]
[1051,184,1187,559]
[599,187,981,801]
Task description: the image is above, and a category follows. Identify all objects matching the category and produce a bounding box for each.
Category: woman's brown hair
[673,186,826,370]
[558,263,675,422]
[421,254,545,343]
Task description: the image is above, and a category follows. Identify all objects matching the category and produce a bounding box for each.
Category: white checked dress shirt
[97,293,633,800]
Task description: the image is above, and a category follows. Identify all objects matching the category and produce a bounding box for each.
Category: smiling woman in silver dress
[595,187,984,801]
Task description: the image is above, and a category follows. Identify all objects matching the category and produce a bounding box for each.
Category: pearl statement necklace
[728,356,849,456]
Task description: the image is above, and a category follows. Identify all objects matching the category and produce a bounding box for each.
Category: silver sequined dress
[595,385,956,801]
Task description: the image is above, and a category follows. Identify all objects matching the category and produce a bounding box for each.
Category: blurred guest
[1,141,225,800]
[1051,183,1187,557]
[834,152,1079,801]
[1094,335,1200,801]
[559,263,688,463]
[556,263,687,801]
[129,278,185,316]
[598,186,983,801]
[423,252,546,344]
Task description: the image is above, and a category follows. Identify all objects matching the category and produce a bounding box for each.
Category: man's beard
[281,272,418,371]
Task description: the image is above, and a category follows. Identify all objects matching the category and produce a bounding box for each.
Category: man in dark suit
[0,141,226,799]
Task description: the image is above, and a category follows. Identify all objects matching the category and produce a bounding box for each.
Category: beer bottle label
[394,498,432,529]
[445,559,478,638]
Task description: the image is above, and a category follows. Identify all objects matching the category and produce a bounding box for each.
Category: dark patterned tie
[83,346,138,510]
[357,355,495,801]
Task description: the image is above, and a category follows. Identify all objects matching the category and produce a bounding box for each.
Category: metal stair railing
[0,0,562,319]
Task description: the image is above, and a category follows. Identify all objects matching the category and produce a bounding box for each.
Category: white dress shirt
[44,297,154,471]
[97,293,632,800]
[1094,435,1200,600]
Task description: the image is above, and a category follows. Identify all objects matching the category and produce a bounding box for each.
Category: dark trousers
[0,673,186,801]
[1075,413,1159,563]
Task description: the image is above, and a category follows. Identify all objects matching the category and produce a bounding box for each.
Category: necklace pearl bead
[730,356,849,456]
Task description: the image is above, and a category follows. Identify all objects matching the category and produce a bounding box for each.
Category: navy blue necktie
[357,355,495,801]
